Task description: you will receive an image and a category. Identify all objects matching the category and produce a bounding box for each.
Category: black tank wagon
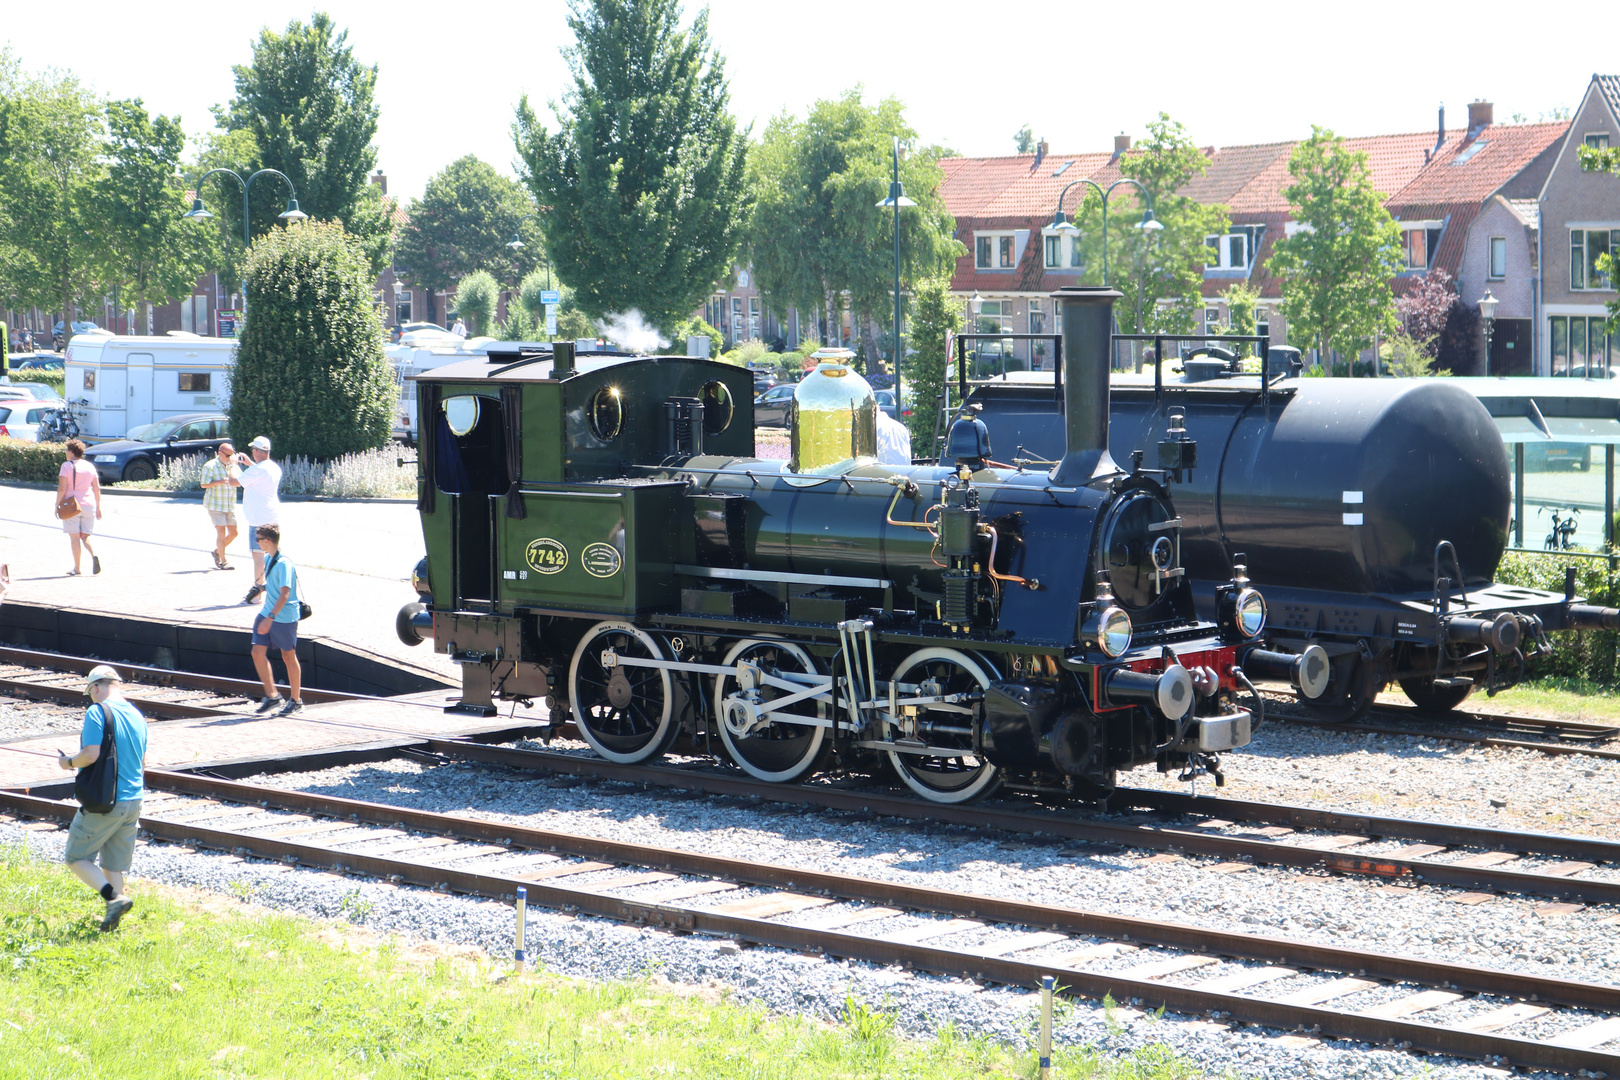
[397,288,1318,803]
[968,357,1620,719]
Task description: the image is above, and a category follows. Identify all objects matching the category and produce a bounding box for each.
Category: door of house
[1490,319,1531,376]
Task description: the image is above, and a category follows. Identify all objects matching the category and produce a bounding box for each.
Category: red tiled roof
[1386,122,1568,208]
[976,152,1117,218]
[1597,74,1620,121]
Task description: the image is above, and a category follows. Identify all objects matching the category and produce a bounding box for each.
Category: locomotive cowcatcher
[397,287,1323,803]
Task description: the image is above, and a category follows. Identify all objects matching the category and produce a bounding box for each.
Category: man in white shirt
[232,435,284,604]
[451,317,467,339]
[876,408,913,466]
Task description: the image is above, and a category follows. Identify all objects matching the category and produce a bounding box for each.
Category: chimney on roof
[1034,139,1048,168]
[1114,133,1131,155]
[1468,99,1493,136]
[371,169,387,195]
[1430,104,1446,162]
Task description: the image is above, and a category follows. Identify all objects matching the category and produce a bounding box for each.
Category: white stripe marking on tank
[1343,513,1364,526]
[1342,491,1363,503]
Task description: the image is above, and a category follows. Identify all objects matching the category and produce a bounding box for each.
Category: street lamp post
[1049,177,1162,288]
[876,136,916,413]
[506,232,553,290]
[184,168,306,310]
[1478,289,1498,377]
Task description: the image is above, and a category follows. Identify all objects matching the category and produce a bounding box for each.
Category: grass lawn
[1385,677,1620,722]
[0,844,1212,1079]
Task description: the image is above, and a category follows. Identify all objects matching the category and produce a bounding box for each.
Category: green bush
[17,371,65,398]
[451,270,501,336]
[232,220,395,461]
[1497,550,1620,684]
[722,340,770,367]
[0,436,67,482]
[667,316,724,358]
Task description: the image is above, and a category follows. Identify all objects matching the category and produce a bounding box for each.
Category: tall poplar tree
[512,0,750,331]
[1267,127,1402,361]
[213,13,393,275]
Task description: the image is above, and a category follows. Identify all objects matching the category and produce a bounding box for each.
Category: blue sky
[2,0,1592,203]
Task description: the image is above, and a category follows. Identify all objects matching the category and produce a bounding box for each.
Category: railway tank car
[396,287,1319,803]
[967,353,1620,719]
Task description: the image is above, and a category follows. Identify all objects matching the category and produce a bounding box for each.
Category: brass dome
[789,349,878,476]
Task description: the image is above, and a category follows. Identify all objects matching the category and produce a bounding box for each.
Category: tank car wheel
[568,621,677,764]
[1398,675,1474,713]
[715,639,830,783]
[883,648,1000,804]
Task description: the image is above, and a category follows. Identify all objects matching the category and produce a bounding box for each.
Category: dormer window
[1203,226,1264,271]
[1400,222,1444,270]
[1041,229,1085,270]
[975,232,1019,270]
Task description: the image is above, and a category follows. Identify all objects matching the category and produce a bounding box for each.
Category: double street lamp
[876,136,916,412]
[184,168,307,310]
[1049,176,1163,288]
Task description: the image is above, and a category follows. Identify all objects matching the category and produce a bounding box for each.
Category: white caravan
[387,336,552,442]
[64,332,237,439]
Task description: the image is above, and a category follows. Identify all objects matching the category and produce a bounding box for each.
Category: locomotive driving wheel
[714,639,830,783]
[883,647,1000,804]
[568,621,677,764]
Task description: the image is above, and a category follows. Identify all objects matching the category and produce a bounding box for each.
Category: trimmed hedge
[0,437,67,482]
[1497,550,1620,684]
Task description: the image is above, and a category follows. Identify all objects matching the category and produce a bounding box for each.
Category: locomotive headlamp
[411,556,431,599]
[1234,588,1266,639]
[1083,604,1132,658]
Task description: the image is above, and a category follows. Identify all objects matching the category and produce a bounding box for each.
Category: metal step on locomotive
[396,287,1322,803]
[964,338,1620,721]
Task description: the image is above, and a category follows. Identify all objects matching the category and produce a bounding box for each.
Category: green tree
[498,305,538,341]
[214,13,393,274]
[518,268,551,322]
[98,99,215,334]
[904,276,963,452]
[0,67,108,345]
[1266,127,1402,363]
[746,90,962,369]
[1013,125,1036,154]
[1069,113,1229,336]
[395,156,542,302]
[513,0,749,331]
[451,269,500,335]
[231,220,394,458]
[1216,282,1260,356]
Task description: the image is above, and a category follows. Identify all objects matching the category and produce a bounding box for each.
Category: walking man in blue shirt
[58,665,147,931]
[249,525,304,716]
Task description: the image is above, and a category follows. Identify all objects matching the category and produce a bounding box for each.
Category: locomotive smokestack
[1051,285,1121,486]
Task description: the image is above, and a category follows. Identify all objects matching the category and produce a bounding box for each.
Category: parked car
[1523,441,1593,471]
[87,412,230,483]
[875,389,912,421]
[52,320,102,337]
[8,351,64,372]
[3,382,63,403]
[0,401,54,441]
[753,383,797,427]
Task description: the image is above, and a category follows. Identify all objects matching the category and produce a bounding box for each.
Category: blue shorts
[252,618,298,651]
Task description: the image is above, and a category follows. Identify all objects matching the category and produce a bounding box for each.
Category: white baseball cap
[85,665,122,693]
[249,435,272,452]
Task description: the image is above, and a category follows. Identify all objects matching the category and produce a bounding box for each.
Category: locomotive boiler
[397,287,1319,803]
[968,354,1620,719]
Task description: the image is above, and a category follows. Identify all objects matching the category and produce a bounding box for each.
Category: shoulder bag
[73,704,119,814]
[265,553,313,620]
[55,497,80,521]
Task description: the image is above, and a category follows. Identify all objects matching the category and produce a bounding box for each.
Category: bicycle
[37,397,86,443]
[1540,506,1581,551]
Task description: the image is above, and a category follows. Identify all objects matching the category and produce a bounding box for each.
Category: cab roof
[408,349,731,383]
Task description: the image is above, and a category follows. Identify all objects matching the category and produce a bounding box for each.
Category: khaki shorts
[61,509,95,535]
[63,798,142,872]
[208,509,237,527]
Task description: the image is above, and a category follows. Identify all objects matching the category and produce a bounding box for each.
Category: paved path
[0,484,454,681]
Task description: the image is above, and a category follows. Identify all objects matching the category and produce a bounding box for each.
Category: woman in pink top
[55,439,102,576]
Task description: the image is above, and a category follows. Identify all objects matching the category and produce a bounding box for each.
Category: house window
[999,236,1014,268]
[1045,235,1062,269]
[709,295,725,330]
[749,297,761,340]
[1488,237,1507,279]
[731,296,745,341]
[1570,228,1620,290]
[178,373,211,392]
[976,236,993,268]
[1549,316,1616,376]
[1069,235,1083,268]
[1203,227,1262,270]
[1586,133,1611,149]
[394,290,413,324]
[1401,226,1444,270]
[976,233,1019,270]
[1029,299,1045,336]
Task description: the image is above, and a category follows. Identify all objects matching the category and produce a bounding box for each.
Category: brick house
[1537,75,1620,376]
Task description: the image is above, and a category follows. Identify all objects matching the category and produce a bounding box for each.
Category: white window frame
[1585,133,1611,150]
[975,231,1020,270]
[1570,225,1620,292]
[1203,232,1248,270]
[1040,229,1083,270]
[1488,236,1507,280]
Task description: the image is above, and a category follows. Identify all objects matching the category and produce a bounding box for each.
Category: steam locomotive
[396,287,1320,803]
[967,348,1620,720]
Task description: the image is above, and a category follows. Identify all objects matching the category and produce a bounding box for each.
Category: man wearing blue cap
[57,665,147,931]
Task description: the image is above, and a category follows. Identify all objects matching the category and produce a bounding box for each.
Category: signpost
[216,310,242,339]
[541,290,560,340]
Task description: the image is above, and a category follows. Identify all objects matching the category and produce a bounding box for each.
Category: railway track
[3,773,1618,1075]
[1272,696,1620,762]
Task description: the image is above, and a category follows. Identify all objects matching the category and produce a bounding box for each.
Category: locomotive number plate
[525,538,569,575]
[582,542,623,578]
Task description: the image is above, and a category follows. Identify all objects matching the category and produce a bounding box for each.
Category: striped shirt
[201,458,239,513]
